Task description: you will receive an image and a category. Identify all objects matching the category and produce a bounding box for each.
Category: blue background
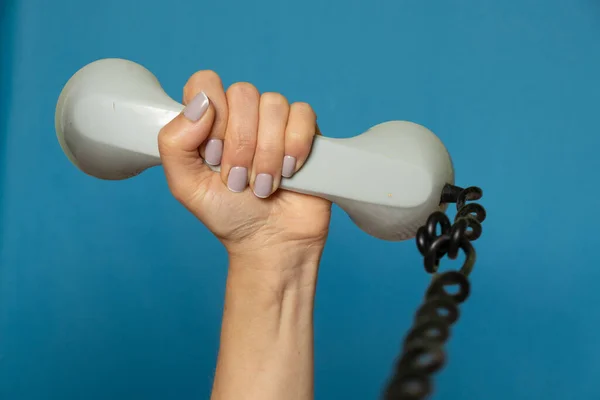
[2,0,599,399]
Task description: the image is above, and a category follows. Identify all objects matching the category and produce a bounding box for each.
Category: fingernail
[227,167,248,192]
[183,92,209,121]
[254,174,273,198]
[282,156,297,178]
[205,139,223,165]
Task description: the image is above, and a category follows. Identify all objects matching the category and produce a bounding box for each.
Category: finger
[158,92,215,203]
[183,70,228,166]
[250,92,289,198]
[282,102,317,178]
[221,82,260,193]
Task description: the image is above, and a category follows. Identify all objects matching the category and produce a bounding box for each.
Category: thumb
[158,91,216,201]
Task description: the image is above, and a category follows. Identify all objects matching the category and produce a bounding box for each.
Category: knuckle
[261,92,289,110]
[290,102,316,119]
[229,122,256,150]
[227,82,260,101]
[236,132,256,150]
[286,130,304,142]
[256,139,280,154]
[287,133,313,154]
[185,70,221,89]
[184,70,222,99]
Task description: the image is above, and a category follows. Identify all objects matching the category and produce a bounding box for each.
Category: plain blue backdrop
[2,0,600,399]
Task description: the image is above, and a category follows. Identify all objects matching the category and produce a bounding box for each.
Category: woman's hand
[158,70,328,400]
[158,71,332,265]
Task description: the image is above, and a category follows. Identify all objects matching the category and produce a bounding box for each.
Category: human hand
[158,71,332,264]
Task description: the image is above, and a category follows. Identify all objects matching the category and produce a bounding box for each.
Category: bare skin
[158,71,331,400]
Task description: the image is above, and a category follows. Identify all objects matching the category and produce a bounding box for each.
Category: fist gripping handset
[55,58,454,241]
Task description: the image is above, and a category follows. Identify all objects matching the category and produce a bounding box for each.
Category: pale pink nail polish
[254,174,273,198]
[282,155,296,178]
[227,167,248,192]
[204,139,223,165]
[183,92,209,121]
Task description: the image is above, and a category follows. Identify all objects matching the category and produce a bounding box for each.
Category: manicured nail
[227,167,248,192]
[183,92,209,121]
[254,174,273,198]
[204,139,223,166]
[282,155,297,178]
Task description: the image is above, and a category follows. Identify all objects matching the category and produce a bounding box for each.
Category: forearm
[210,248,321,400]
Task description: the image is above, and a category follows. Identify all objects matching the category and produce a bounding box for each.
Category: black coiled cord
[383,184,487,400]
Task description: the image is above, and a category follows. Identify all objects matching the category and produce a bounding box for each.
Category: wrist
[227,242,324,293]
